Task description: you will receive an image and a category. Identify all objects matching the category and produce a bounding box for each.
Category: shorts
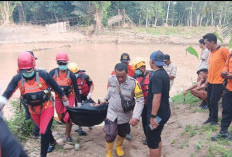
[146,124,164,149]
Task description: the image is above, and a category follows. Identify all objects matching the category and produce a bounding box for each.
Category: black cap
[27,51,37,60]
[163,54,170,61]
[120,53,130,62]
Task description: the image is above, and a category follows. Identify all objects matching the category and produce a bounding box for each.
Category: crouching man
[101,63,144,157]
[183,68,208,109]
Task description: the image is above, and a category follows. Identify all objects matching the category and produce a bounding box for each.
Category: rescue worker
[132,58,153,145]
[111,53,135,77]
[21,51,40,139]
[68,62,94,136]
[111,53,135,140]
[211,53,232,141]
[0,52,68,157]
[102,63,144,157]
[49,52,81,142]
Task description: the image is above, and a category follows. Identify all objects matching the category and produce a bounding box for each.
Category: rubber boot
[115,136,125,156]
[106,141,114,157]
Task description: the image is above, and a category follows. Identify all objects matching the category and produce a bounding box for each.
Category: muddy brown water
[0,43,200,119]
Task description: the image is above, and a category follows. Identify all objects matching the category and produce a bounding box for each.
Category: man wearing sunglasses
[49,52,81,143]
[0,52,68,157]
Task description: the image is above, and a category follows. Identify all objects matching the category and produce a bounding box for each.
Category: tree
[0,1,21,25]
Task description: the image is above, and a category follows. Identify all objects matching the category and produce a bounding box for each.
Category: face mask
[135,70,142,76]
[58,65,67,71]
[75,73,79,78]
[22,70,35,78]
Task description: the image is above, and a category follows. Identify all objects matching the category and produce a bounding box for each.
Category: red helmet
[56,52,69,61]
[18,52,36,70]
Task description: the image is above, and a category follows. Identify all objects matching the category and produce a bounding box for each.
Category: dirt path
[23,101,226,157]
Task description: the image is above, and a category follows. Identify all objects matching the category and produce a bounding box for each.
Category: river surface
[0,43,200,118]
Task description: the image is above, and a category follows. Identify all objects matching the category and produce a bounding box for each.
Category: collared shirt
[163,62,177,89]
[198,48,209,70]
[208,46,230,84]
[105,75,144,124]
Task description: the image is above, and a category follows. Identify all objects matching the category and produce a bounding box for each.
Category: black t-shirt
[146,68,171,124]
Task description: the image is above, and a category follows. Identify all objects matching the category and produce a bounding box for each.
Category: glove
[77,103,82,108]
[63,100,69,107]
[87,93,92,100]
[0,96,8,110]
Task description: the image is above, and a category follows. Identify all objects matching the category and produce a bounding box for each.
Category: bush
[6,100,34,142]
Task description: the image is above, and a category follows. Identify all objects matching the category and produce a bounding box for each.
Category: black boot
[211,130,231,141]
[203,118,212,124]
[47,141,56,153]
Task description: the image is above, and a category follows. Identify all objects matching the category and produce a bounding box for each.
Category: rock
[56,138,65,146]
[63,144,74,150]
[74,143,80,151]
[52,131,59,137]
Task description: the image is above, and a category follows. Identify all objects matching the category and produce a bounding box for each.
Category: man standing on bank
[147,50,171,157]
[203,33,230,125]
[102,63,144,157]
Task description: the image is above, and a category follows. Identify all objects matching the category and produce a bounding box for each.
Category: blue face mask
[75,73,79,78]
[135,70,142,76]
[58,65,67,71]
[22,70,35,78]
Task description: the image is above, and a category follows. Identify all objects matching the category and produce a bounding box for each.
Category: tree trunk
[1,1,11,25]
[190,2,193,27]
[200,17,203,27]
[211,10,214,26]
[94,8,102,35]
[165,1,171,26]
[196,14,200,27]
[123,9,126,27]
[154,17,157,27]
[145,15,148,28]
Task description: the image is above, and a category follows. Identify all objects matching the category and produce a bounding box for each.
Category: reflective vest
[76,72,90,96]
[53,69,73,97]
[19,71,51,107]
[135,71,152,104]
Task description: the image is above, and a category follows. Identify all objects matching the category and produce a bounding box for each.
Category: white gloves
[87,93,92,100]
[63,100,69,107]
[77,103,82,108]
[0,96,8,110]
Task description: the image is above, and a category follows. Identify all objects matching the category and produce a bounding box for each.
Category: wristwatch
[151,114,157,118]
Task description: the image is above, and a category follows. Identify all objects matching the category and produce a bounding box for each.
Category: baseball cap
[27,51,37,60]
[120,53,130,62]
[163,54,170,61]
[150,50,165,66]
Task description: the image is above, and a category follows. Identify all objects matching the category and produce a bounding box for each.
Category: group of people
[0,51,94,157]
[183,33,232,141]
[1,32,232,157]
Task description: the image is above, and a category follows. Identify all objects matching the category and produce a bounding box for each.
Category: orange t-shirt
[207,46,230,84]
[111,64,135,77]
[223,53,232,91]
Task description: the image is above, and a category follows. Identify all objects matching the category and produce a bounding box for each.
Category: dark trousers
[221,89,232,132]
[40,118,55,157]
[207,83,224,122]
[104,119,129,142]
[142,105,147,137]
[22,102,40,136]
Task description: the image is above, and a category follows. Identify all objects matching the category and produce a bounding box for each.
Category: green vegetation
[6,100,34,142]
[171,91,200,105]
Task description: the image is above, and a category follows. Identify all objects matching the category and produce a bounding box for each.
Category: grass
[136,26,219,37]
[171,91,201,105]
[6,100,34,142]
